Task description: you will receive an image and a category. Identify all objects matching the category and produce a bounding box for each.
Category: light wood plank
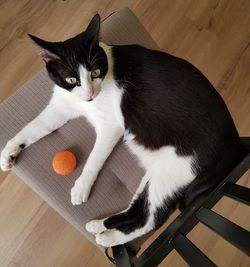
[0,1,249,266]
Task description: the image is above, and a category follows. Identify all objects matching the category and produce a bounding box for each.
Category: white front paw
[0,141,24,171]
[71,180,91,205]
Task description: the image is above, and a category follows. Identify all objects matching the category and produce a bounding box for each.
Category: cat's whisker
[90,57,106,66]
[115,79,138,88]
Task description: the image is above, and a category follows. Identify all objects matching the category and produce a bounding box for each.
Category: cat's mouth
[87,97,94,102]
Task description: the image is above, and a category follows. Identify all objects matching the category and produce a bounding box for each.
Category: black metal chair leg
[172,234,217,267]
[112,245,134,267]
[221,182,250,205]
[196,207,250,256]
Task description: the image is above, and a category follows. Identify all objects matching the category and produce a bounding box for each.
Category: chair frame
[110,137,250,267]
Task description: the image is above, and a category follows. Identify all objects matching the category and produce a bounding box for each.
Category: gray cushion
[0,7,158,251]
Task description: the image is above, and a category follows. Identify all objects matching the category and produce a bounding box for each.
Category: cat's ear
[28,34,60,63]
[85,14,101,46]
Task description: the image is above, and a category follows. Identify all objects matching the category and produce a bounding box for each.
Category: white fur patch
[125,136,195,208]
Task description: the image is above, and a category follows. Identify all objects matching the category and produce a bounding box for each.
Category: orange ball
[52,150,77,175]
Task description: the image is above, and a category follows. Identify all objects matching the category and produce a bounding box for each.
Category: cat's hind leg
[86,174,156,247]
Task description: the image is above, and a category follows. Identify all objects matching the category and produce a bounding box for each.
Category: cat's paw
[0,141,24,171]
[96,230,124,247]
[86,219,107,235]
[71,180,91,205]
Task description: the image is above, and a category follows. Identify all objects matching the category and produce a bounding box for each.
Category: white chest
[80,80,125,132]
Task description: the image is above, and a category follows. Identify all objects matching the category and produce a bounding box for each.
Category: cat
[0,14,243,247]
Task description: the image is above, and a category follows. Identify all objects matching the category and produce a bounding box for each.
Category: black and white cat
[0,15,243,247]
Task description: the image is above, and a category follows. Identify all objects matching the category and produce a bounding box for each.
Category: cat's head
[29,14,108,101]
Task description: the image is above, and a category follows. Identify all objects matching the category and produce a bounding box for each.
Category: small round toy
[52,150,77,175]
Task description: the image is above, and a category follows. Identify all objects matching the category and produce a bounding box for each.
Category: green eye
[91,68,101,78]
[65,77,77,85]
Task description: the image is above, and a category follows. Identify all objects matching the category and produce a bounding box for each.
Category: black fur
[154,193,182,229]
[112,45,240,155]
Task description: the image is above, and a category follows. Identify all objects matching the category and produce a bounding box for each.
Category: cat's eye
[65,77,77,85]
[91,68,101,78]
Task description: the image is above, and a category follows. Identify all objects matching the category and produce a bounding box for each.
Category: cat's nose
[87,87,94,98]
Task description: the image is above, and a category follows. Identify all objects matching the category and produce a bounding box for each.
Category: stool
[0,7,249,267]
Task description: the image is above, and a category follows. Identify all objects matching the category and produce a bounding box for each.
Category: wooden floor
[0,0,249,266]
